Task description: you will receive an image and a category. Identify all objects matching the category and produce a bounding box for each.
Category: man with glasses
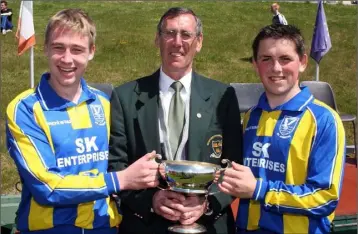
[108,7,242,234]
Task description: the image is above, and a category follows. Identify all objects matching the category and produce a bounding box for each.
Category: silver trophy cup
[156,155,231,234]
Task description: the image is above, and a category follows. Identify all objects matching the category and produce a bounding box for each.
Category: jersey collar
[36,73,96,111]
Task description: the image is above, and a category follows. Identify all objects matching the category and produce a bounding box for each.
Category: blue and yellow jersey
[237,87,345,234]
[6,73,122,232]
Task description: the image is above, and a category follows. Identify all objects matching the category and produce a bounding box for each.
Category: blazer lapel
[188,73,213,161]
[136,71,162,156]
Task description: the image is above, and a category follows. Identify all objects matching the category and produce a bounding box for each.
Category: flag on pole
[16,1,35,56]
[310,0,331,63]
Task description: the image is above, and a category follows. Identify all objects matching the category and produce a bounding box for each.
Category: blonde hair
[271,3,280,11]
[45,9,96,48]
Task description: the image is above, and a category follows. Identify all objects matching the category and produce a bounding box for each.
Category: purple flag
[310,0,332,63]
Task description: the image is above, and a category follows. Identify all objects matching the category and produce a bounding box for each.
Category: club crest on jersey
[207,134,222,158]
[277,115,299,139]
[90,105,105,126]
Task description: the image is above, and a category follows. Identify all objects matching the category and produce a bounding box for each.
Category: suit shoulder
[196,74,229,90]
[113,74,155,96]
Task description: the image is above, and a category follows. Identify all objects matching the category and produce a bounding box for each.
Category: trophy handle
[207,159,232,195]
[221,159,232,169]
[154,154,169,190]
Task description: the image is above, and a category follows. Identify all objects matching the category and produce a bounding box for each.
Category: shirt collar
[159,67,192,93]
[36,72,96,110]
[256,86,314,112]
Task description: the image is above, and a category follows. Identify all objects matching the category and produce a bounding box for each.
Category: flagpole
[30,46,34,88]
[315,63,319,81]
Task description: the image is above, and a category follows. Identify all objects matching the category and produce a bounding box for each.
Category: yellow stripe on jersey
[283,214,308,233]
[286,111,315,185]
[266,101,345,211]
[67,102,92,129]
[98,96,110,141]
[8,109,108,191]
[257,111,281,137]
[247,197,261,230]
[29,198,53,230]
[33,102,55,153]
[243,109,252,132]
[75,201,95,228]
[282,111,315,232]
[107,197,122,227]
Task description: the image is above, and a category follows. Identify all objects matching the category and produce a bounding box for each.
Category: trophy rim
[163,160,220,169]
[169,187,208,194]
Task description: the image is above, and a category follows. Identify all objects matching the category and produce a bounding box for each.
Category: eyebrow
[50,42,87,49]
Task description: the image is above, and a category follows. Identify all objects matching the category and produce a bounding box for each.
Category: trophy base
[168,223,206,234]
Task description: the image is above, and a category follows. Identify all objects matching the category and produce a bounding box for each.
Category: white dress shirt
[158,67,192,160]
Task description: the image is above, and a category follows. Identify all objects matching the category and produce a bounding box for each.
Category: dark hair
[252,24,305,61]
[157,7,202,36]
[1,1,8,6]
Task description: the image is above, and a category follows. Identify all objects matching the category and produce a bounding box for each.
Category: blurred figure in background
[1,0,13,34]
[271,3,288,25]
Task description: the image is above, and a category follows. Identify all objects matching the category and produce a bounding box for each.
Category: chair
[230,83,265,113]
[301,81,357,166]
[88,83,114,98]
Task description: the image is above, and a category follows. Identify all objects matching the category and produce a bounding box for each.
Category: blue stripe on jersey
[237,87,345,234]
[6,73,121,232]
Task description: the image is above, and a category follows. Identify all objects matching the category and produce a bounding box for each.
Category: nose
[60,49,73,63]
[173,33,183,47]
[272,60,282,73]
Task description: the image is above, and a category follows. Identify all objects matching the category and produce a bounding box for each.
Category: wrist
[204,197,213,216]
[116,171,127,190]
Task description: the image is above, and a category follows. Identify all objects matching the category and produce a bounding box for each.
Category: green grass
[1,1,356,194]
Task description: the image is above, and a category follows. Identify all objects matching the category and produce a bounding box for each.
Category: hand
[217,162,257,199]
[177,195,207,225]
[116,151,160,190]
[152,190,186,221]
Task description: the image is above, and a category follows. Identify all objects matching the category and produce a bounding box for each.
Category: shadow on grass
[240,57,253,63]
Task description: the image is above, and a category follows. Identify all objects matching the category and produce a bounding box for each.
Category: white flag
[16,1,35,55]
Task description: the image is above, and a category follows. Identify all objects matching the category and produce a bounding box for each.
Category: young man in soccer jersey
[6,9,160,234]
[216,24,345,233]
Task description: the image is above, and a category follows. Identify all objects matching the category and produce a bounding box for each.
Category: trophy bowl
[155,157,231,234]
[162,160,221,194]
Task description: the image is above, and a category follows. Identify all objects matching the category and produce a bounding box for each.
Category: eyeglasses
[160,30,197,41]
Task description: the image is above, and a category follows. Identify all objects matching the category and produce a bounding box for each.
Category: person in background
[108,7,242,234]
[271,3,288,25]
[216,24,345,234]
[6,8,160,234]
[1,0,13,34]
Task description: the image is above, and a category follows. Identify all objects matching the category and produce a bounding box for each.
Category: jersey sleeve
[6,98,120,206]
[252,112,345,217]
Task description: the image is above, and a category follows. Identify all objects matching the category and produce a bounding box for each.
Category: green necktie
[168,81,185,158]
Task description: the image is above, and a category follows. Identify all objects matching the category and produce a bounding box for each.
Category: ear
[88,45,96,61]
[195,33,203,53]
[155,33,160,48]
[299,53,308,73]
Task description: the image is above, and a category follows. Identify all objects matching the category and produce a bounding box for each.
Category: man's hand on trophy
[116,151,160,190]
[215,162,257,198]
[177,195,206,225]
[152,190,185,221]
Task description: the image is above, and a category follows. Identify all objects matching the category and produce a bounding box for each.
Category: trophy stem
[168,223,206,234]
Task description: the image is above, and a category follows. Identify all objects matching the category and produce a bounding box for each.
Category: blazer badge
[207,134,223,158]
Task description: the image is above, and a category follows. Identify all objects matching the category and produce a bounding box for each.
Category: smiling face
[155,13,203,80]
[253,38,307,105]
[45,27,95,91]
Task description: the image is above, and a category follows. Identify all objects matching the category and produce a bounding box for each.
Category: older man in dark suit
[108,7,243,234]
